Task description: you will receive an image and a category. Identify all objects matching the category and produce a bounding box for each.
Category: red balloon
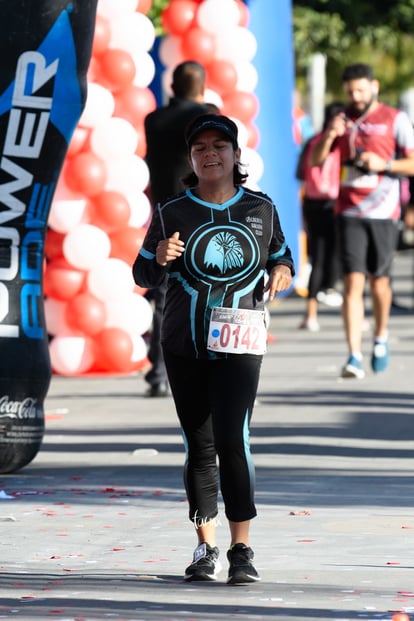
[206,59,238,96]
[44,257,85,301]
[99,48,136,92]
[92,15,111,56]
[246,121,260,149]
[181,27,216,65]
[134,283,148,297]
[90,191,131,233]
[110,226,147,264]
[135,123,147,159]
[66,126,89,158]
[94,328,134,372]
[137,0,152,14]
[236,0,250,27]
[64,152,107,197]
[45,229,65,260]
[66,292,106,336]
[87,56,102,83]
[222,91,259,124]
[161,1,197,35]
[114,85,156,128]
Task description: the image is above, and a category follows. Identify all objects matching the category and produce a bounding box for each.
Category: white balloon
[79,83,115,128]
[90,117,138,160]
[105,155,149,194]
[97,0,138,20]
[63,224,111,270]
[48,198,88,234]
[44,299,76,337]
[240,147,264,184]
[204,89,224,110]
[105,292,153,336]
[131,334,148,364]
[49,336,95,376]
[197,0,240,34]
[215,27,257,62]
[158,36,185,70]
[87,258,135,301]
[235,61,259,92]
[126,190,152,228]
[232,118,248,149]
[109,13,155,54]
[132,52,156,88]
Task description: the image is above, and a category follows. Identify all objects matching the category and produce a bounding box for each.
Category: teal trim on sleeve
[140,247,155,259]
[269,241,288,260]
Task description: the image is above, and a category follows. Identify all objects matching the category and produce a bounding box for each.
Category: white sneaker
[299,318,320,332]
[316,289,343,307]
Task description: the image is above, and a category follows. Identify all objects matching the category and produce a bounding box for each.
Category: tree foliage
[293,0,414,104]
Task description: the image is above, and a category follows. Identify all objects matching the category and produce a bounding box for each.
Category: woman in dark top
[133,114,294,584]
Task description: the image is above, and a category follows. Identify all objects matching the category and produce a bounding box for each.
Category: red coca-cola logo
[0,395,38,419]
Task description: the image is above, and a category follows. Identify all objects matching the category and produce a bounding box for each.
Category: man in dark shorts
[311,63,414,378]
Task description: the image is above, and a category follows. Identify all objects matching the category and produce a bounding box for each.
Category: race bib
[207,307,267,355]
[340,165,378,189]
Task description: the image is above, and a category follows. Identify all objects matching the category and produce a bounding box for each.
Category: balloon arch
[44,0,297,376]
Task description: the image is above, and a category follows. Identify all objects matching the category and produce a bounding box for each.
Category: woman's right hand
[156,231,185,266]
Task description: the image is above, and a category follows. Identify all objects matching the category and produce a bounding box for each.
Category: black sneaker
[184,543,222,581]
[227,543,260,584]
[144,382,169,398]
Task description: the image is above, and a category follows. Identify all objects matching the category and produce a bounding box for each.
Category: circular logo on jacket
[185,224,259,283]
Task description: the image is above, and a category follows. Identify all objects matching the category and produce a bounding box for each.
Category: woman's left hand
[264,265,293,300]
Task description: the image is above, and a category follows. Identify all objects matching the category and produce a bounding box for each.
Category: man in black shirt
[143,61,210,396]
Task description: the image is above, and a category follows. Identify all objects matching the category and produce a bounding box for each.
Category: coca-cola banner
[0,0,98,473]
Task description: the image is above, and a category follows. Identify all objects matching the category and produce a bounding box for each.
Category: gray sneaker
[184,543,222,581]
[227,543,260,585]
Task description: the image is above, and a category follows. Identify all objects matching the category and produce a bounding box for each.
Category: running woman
[133,114,294,583]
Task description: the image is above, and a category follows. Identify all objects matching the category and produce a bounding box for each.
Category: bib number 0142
[207,307,267,355]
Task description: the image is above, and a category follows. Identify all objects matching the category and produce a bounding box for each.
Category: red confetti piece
[398,591,414,597]
[112,547,125,551]
[386,561,401,565]
[50,556,61,559]
[297,539,315,542]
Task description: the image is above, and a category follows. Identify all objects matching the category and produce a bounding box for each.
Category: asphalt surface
[1,248,414,621]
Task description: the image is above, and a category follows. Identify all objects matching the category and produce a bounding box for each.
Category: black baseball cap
[185,114,239,150]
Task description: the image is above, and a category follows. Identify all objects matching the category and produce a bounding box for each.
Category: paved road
[0,249,413,621]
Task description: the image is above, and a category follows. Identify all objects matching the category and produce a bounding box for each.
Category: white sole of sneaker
[184,560,222,582]
[341,365,365,379]
[227,572,261,585]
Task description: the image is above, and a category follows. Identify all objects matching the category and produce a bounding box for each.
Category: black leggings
[163,350,262,524]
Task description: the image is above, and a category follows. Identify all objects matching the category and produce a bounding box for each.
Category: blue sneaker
[371,341,389,373]
[341,354,365,379]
